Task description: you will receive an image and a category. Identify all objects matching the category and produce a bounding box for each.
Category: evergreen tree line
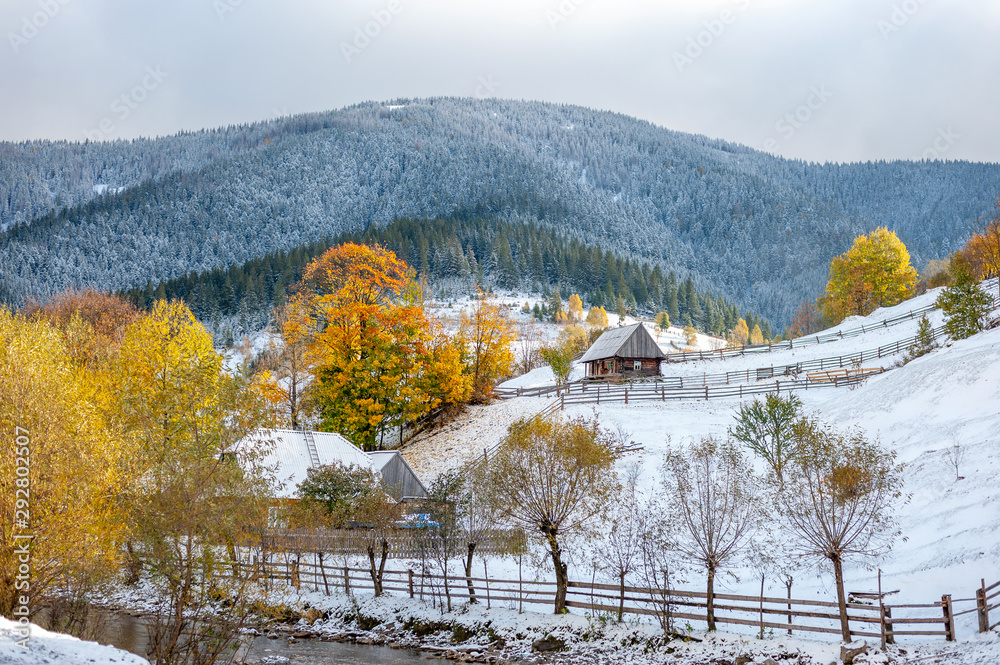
[122,217,773,342]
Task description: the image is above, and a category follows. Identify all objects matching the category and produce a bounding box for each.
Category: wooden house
[237,429,428,503]
[580,323,666,379]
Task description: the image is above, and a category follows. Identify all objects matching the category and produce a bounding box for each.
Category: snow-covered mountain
[2,98,998,325]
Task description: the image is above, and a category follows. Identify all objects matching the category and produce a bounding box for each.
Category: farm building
[237,429,428,502]
[580,323,666,379]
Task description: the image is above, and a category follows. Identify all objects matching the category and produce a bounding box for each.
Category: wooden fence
[975,578,1000,632]
[260,528,526,559]
[497,322,951,400]
[665,289,998,364]
[243,555,960,642]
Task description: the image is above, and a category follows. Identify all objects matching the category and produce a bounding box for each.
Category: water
[38,608,438,665]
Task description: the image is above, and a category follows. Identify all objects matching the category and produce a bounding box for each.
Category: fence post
[883,606,894,645]
[344,566,351,596]
[978,579,989,633]
[560,394,564,410]
[408,569,415,599]
[625,389,628,405]
[942,594,956,641]
[704,385,709,400]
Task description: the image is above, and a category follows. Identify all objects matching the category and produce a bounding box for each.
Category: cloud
[0,0,997,163]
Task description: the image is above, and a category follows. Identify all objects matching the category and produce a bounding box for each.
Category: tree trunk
[618,570,626,621]
[832,554,851,642]
[706,563,717,631]
[367,541,386,596]
[543,526,569,614]
[464,542,478,604]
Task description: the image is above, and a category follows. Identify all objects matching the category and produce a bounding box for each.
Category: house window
[633,360,642,371]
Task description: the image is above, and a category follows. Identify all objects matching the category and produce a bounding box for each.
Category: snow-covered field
[399,282,1000,658]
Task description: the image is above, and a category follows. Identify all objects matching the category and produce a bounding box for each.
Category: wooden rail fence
[241,555,963,642]
[497,321,954,400]
[258,529,526,560]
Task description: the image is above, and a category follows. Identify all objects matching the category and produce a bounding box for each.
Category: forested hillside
[2,98,998,325]
[123,217,771,342]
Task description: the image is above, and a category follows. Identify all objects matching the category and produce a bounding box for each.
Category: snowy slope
[407,281,1000,640]
[0,617,148,665]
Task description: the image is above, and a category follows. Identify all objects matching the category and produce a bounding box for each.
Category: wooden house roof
[580,323,667,363]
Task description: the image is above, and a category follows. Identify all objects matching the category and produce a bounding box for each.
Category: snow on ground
[402,397,545,481]
[404,283,1000,646]
[0,616,148,665]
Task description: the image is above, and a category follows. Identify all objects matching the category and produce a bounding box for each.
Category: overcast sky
[2,0,999,163]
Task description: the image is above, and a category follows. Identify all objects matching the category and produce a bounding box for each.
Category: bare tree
[729,394,802,485]
[353,487,402,596]
[594,461,645,620]
[423,470,466,611]
[458,463,500,604]
[745,523,798,639]
[637,493,685,636]
[661,436,761,631]
[945,438,965,481]
[775,418,906,642]
[485,416,620,613]
[515,319,542,375]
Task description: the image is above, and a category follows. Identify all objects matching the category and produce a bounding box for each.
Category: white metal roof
[239,429,374,499]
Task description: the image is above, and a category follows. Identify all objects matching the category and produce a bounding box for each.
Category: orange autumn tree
[959,198,1000,298]
[287,243,469,450]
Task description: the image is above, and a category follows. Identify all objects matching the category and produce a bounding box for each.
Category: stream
[37,608,439,665]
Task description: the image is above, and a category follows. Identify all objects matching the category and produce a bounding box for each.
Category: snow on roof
[240,429,373,499]
[580,323,666,363]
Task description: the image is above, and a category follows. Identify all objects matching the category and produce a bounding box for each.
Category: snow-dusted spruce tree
[937,259,993,341]
[903,314,937,362]
[661,436,761,631]
[775,418,906,642]
[485,416,620,614]
[729,394,803,486]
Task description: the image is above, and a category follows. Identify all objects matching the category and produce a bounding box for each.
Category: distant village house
[580,322,666,379]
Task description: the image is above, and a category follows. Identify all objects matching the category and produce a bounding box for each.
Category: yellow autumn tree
[586,306,609,328]
[0,309,124,618]
[819,227,918,323]
[732,318,750,346]
[460,290,516,402]
[566,294,584,323]
[750,324,764,345]
[114,299,276,663]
